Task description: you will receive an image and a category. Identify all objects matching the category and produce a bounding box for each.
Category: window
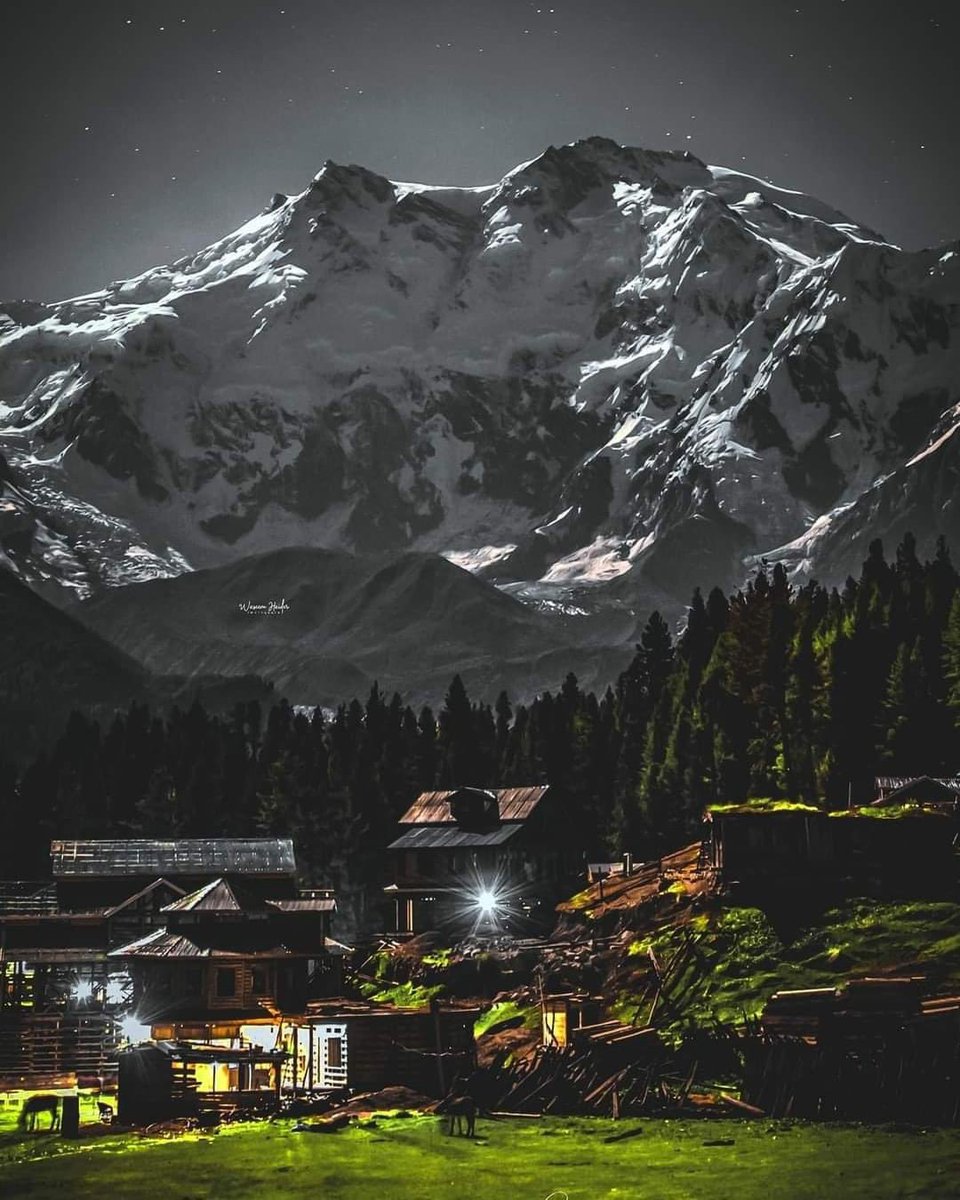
[251,967,270,996]
[216,968,237,998]
[327,1036,343,1069]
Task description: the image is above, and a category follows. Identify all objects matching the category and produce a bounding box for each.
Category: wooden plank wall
[0,1013,118,1081]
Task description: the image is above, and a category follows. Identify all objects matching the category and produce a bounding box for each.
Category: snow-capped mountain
[1,136,958,608]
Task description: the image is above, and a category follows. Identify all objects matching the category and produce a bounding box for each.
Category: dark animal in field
[98,1101,114,1123]
[438,1093,477,1137]
[18,1094,61,1132]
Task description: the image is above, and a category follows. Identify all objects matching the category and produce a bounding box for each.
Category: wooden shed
[704,802,833,883]
[300,1001,479,1097]
[541,993,604,1048]
[118,1040,286,1124]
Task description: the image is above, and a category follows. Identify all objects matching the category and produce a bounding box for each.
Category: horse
[18,1094,61,1132]
[437,1092,477,1137]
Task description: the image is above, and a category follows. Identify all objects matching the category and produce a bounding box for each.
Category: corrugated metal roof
[875,776,960,792]
[109,928,303,960]
[388,823,523,850]
[50,839,297,877]
[397,786,549,825]
[267,898,336,913]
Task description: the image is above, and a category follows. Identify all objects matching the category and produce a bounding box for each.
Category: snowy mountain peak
[0,138,957,612]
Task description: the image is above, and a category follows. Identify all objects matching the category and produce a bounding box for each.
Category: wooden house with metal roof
[111,875,344,1029]
[384,785,581,934]
[0,838,342,1087]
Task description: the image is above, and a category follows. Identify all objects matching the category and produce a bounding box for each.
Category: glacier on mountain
[0,136,957,608]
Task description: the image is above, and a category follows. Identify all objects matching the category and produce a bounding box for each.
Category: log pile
[478,1027,707,1118]
[744,977,960,1123]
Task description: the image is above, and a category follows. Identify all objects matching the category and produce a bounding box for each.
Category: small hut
[118,1040,286,1124]
[541,993,604,1048]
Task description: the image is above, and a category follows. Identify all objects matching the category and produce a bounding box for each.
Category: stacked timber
[481,1026,686,1117]
[760,988,837,1037]
[746,977,960,1123]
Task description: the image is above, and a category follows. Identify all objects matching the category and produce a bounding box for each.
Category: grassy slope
[3,1115,958,1200]
[611,899,960,1034]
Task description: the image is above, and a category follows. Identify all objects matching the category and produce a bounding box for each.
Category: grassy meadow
[1,1111,957,1200]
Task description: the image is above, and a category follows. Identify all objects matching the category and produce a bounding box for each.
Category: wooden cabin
[111,876,344,1028]
[119,1001,478,1120]
[384,786,581,934]
[704,801,955,893]
[0,839,303,1016]
[118,1041,286,1125]
[0,838,341,1087]
[703,802,834,884]
[299,1001,478,1097]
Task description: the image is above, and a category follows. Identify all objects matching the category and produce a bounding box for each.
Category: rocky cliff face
[1,137,957,608]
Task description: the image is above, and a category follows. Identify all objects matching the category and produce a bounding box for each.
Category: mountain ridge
[73,545,634,707]
[1,135,957,615]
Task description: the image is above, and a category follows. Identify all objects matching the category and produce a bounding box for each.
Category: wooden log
[718,1092,765,1117]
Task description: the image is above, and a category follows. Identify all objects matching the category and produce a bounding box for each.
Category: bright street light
[475,888,499,916]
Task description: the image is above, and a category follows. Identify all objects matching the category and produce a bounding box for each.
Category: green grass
[1,1114,957,1199]
[0,1092,106,1135]
[421,948,454,969]
[358,979,445,1007]
[613,900,960,1034]
[473,999,539,1038]
[707,798,821,814]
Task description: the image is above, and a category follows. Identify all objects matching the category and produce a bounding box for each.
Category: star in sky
[1,0,957,301]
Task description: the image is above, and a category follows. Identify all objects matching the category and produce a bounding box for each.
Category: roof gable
[162,878,246,914]
[103,877,187,917]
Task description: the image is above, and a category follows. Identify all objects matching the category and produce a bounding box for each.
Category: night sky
[2,0,957,301]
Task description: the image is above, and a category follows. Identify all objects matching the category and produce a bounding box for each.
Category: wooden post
[307,1023,314,1093]
[432,999,446,1095]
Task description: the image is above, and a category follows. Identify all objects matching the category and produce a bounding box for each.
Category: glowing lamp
[475,889,499,915]
[72,979,94,1003]
[106,976,129,1005]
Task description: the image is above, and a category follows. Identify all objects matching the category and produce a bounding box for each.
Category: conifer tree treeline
[2,535,957,881]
